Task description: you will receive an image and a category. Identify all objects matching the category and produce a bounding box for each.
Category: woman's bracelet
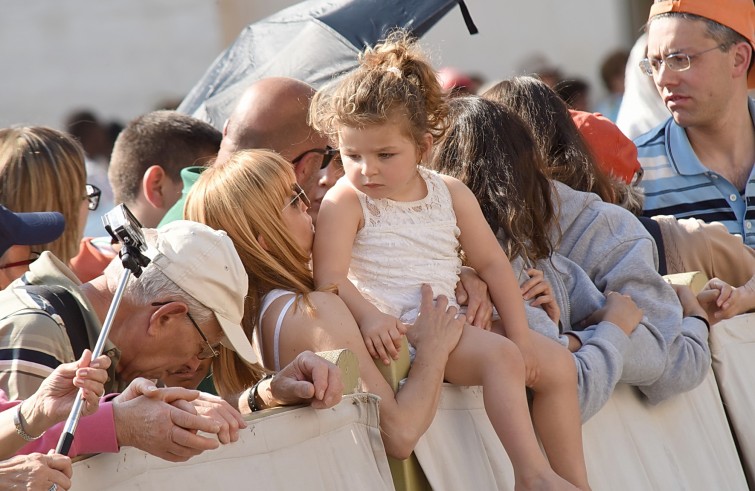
[248,373,275,412]
[14,402,43,441]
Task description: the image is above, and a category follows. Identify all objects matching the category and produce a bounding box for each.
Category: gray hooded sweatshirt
[553,182,710,410]
[512,182,711,421]
[512,252,635,422]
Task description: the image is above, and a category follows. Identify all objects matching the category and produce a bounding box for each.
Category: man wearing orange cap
[636,0,755,247]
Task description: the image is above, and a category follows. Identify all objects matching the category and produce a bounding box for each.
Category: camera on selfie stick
[54,204,150,456]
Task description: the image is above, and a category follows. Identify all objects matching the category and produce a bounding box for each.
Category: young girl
[310,32,589,490]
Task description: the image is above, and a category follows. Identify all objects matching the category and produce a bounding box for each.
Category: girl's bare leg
[444,325,578,491]
[528,332,591,491]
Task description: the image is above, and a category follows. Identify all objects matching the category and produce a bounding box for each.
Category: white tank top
[348,167,461,323]
[255,289,297,372]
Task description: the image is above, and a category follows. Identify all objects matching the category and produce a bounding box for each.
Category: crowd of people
[1,0,754,489]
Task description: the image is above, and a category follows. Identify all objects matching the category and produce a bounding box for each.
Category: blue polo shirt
[636,98,755,247]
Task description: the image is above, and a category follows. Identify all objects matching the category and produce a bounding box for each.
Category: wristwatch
[248,373,274,412]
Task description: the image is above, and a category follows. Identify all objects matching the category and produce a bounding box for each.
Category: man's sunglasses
[291,146,339,169]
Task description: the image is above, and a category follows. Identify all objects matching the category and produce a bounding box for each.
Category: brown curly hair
[432,96,556,264]
[483,77,618,204]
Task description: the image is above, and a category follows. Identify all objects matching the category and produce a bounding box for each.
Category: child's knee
[484,335,525,374]
[540,345,577,386]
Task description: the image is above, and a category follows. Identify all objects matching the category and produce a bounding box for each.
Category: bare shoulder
[289,291,361,344]
[319,179,362,227]
[437,172,464,190]
[438,173,477,208]
[281,291,352,323]
[323,178,360,206]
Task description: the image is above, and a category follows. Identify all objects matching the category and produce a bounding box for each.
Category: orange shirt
[69,237,117,282]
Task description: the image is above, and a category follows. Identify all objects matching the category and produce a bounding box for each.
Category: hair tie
[386,66,402,77]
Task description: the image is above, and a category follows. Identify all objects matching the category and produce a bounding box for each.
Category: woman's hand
[509,332,540,387]
[24,349,111,435]
[697,277,755,323]
[599,292,642,336]
[408,284,465,357]
[578,291,642,337]
[0,452,72,491]
[455,266,493,329]
[521,268,560,324]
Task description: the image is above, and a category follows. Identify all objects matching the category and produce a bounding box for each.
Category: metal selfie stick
[53,204,150,456]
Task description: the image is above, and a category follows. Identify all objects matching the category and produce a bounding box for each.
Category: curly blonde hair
[310,30,448,150]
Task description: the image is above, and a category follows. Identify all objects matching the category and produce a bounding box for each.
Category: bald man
[163,77,336,226]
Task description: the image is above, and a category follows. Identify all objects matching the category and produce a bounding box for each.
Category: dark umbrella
[178,0,477,129]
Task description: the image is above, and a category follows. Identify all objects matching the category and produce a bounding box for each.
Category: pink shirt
[1,390,119,457]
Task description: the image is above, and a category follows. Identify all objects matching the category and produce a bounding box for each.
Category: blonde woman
[0,127,94,268]
[185,149,467,462]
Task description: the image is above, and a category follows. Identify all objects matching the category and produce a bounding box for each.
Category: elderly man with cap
[0,205,66,289]
[0,219,342,462]
[636,0,755,247]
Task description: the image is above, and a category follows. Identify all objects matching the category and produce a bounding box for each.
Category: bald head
[218,77,321,163]
[218,77,332,223]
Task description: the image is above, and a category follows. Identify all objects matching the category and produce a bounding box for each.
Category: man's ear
[732,42,753,79]
[294,151,324,182]
[148,301,189,336]
[142,165,168,208]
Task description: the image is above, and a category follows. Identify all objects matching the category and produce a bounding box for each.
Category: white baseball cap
[145,220,257,365]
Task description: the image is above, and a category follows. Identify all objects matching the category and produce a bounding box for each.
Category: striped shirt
[635,99,755,248]
[0,252,119,400]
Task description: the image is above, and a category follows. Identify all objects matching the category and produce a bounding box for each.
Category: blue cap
[0,205,66,257]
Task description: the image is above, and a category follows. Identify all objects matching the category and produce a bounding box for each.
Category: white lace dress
[348,167,462,324]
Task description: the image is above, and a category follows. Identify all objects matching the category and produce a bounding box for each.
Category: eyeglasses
[151,301,220,360]
[282,182,311,211]
[0,252,40,270]
[291,146,340,169]
[639,44,726,76]
[84,184,102,211]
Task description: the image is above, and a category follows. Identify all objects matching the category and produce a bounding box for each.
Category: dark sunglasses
[85,184,102,211]
[291,146,340,169]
